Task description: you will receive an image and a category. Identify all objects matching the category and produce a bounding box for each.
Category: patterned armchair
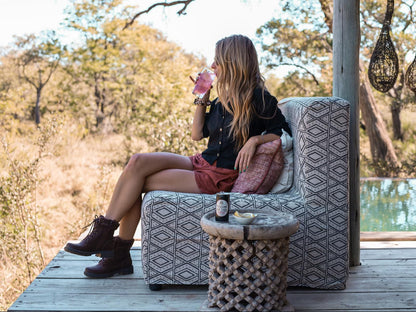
[141,97,350,290]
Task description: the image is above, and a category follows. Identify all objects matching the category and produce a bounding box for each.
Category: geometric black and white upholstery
[141,97,350,290]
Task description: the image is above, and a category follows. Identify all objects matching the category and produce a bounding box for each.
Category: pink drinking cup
[192,68,216,98]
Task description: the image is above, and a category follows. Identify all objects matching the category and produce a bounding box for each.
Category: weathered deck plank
[8,243,416,312]
[12,290,416,312]
[360,231,416,241]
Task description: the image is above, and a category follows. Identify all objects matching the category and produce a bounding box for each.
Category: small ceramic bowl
[233,212,257,225]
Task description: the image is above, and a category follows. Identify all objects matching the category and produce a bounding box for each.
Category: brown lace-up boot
[84,236,134,278]
[64,215,119,257]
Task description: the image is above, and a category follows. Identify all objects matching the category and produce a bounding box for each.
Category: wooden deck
[8,240,416,312]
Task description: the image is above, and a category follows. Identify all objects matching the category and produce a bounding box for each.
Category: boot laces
[82,215,101,243]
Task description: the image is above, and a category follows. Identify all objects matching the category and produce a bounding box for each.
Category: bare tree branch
[268,62,320,86]
[42,58,61,87]
[123,0,196,30]
[402,0,415,32]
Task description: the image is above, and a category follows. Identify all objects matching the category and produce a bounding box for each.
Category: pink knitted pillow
[231,139,284,194]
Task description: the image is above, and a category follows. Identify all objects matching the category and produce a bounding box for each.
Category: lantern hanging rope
[405,55,416,95]
[368,0,399,93]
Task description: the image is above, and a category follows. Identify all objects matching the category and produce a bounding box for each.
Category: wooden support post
[333,0,361,267]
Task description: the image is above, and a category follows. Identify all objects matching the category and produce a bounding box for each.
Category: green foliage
[0,0,205,156]
[259,0,416,176]
[144,113,207,154]
[258,0,332,97]
[57,0,205,148]
[259,0,416,99]
[361,151,416,177]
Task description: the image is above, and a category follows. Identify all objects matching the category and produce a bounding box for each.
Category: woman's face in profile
[211,59,220,77]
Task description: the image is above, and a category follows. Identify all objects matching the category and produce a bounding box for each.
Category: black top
[201,88,291,169]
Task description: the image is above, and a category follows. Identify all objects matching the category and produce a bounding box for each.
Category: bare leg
[105,152,201,239]
[118,167,201,240]
[118,198,141,240]
[80,153,201,277]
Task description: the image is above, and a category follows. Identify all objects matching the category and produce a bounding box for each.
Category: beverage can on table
[215,192,230,222]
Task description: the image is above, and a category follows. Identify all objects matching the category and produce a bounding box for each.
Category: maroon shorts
[189,154,239,194]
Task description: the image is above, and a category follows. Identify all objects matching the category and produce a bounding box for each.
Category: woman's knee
[125,152,192,176]
[125,153,147,173]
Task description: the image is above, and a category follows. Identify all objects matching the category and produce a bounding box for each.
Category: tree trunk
[94,77,105,127]
[388,71,405,142]
[359,62,400,170]
[35,88,41,125]
[391,101,403,141]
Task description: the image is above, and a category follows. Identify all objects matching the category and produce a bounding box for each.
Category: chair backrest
[279,97,350,208]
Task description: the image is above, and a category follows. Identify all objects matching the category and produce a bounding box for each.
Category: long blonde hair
[215,35,265,150]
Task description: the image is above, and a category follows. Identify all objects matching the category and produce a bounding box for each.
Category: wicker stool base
[207,235,293,312]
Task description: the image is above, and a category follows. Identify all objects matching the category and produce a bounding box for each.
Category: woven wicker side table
[200,210,299,312]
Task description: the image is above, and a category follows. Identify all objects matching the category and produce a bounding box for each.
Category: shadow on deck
[8,240,416,312]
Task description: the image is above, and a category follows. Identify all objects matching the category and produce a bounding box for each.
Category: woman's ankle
[104,213,120,222]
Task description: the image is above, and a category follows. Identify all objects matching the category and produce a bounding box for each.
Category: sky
[0,0,281,65]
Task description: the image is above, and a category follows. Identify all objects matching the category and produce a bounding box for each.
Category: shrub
[0,117,61,309]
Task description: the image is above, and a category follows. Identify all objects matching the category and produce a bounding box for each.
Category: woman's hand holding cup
[190,68,215,106]
[191,68,215,98]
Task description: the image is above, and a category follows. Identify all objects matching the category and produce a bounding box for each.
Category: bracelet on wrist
[194,97,211,106]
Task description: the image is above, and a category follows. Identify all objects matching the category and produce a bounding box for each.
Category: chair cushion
[231,139,284,194]
[269,130,294,193]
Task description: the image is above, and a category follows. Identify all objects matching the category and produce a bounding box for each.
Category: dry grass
[0,116,149,310]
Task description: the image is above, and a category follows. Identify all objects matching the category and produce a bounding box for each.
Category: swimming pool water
[360,178,416,231]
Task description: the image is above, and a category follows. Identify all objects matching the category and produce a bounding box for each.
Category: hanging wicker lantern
[405,55,416,94]
[368,0,399,93]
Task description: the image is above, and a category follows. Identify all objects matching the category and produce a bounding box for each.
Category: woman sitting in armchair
[64,34,291,278]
